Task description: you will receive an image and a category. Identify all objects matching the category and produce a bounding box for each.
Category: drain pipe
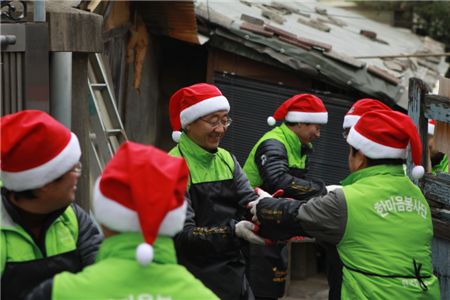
[35,0,72,129]
[33,0,45,22]
[50,53,73,129]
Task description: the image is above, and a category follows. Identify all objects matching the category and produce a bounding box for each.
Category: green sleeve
[1,232,6,275]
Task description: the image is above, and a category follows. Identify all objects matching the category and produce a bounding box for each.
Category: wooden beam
[424,95,450,123]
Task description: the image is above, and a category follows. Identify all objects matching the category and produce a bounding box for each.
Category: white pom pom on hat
[172,131,182,143]
[267,116,276,126]
[136,243,154,266]
[411,165,425,179]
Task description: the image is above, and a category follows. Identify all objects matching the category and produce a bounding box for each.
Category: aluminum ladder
[87,53,127,176]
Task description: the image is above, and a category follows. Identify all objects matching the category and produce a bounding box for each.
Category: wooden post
[407,78,429,182]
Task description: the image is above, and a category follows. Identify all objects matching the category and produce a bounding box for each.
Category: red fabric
[272,94,327,121]
[354,111,422,165]
[99,141,189,245]
[169,83,224,130]
[1,110,71,172]
[346,98,391,117]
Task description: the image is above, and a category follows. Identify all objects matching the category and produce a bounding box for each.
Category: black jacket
[174,155,257,300]
[1,196,103,300]
[255,139,326,200]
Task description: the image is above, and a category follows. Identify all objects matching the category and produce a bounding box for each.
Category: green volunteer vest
[169,133,235,185]
[0,205,78,273]
[338,165,440,300]
[243,123,309,187]
[432,154,448,173]
[53,233,218,300]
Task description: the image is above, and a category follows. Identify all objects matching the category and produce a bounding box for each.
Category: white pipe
[33,0,46,22]
[50,52,72,129]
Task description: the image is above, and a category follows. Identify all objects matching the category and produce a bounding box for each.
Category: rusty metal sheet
[264,24,296,40]
[139,1,199,44]
[367,65,401,85]
[240,22,274,37]
[278,36,311,50]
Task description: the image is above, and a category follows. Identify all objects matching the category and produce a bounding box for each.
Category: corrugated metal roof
[195,0,448,108]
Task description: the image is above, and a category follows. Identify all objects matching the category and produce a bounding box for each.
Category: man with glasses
[169,83,265,300]
[1,110,102,300]
[243,93,328,300]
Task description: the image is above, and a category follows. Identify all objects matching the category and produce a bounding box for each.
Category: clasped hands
[234,188,272,245]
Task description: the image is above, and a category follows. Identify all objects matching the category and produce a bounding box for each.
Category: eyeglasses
[55,162,82,181]
[200,117,232,129]
[70,162,82,175]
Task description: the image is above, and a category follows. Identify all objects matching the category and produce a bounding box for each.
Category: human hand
[248,188,271,222]
[235,220,266,245]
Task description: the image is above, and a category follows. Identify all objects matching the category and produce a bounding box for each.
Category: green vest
[53,233,218,300]
[338,165,440,300]
[1,204,78,274]
[169,133,235,185]
[243,123,309,187]
[432,154,448,173]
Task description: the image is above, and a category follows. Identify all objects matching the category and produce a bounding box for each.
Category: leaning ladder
[87,53,127,177]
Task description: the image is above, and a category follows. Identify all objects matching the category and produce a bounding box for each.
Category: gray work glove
[326,185,342,193]
[235,220,266,245]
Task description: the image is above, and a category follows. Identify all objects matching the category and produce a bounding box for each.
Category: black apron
[177,147,254,300]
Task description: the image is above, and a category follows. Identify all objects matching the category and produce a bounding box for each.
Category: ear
[355,150,368,170]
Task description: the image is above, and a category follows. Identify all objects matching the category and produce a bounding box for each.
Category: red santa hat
[428,119,435,135]
[0,110,81,191]
[267,94,328,126]
[93,141,189,266]
[169,83,230,142]
[343,98,392,129]
[347,110,425,179]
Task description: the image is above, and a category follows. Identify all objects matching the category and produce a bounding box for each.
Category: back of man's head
[346,110,424,179]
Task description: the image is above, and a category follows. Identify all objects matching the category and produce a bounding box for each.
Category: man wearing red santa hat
[246,110,440,299]
[168,83,266,300]
[243,93,329,299]
[0,110,102,300]
[342,98,392,138]
[26,141,219,299]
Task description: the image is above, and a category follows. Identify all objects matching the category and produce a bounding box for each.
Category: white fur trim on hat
[343,115,360,129]
[93,179,187,236]
[428,123,435,135]
[180,96,230,128]
[158,201,187,236]
[1,133,81,191]
[285,111,328,124]
[347,127,406,159]
[136,243,154,266]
